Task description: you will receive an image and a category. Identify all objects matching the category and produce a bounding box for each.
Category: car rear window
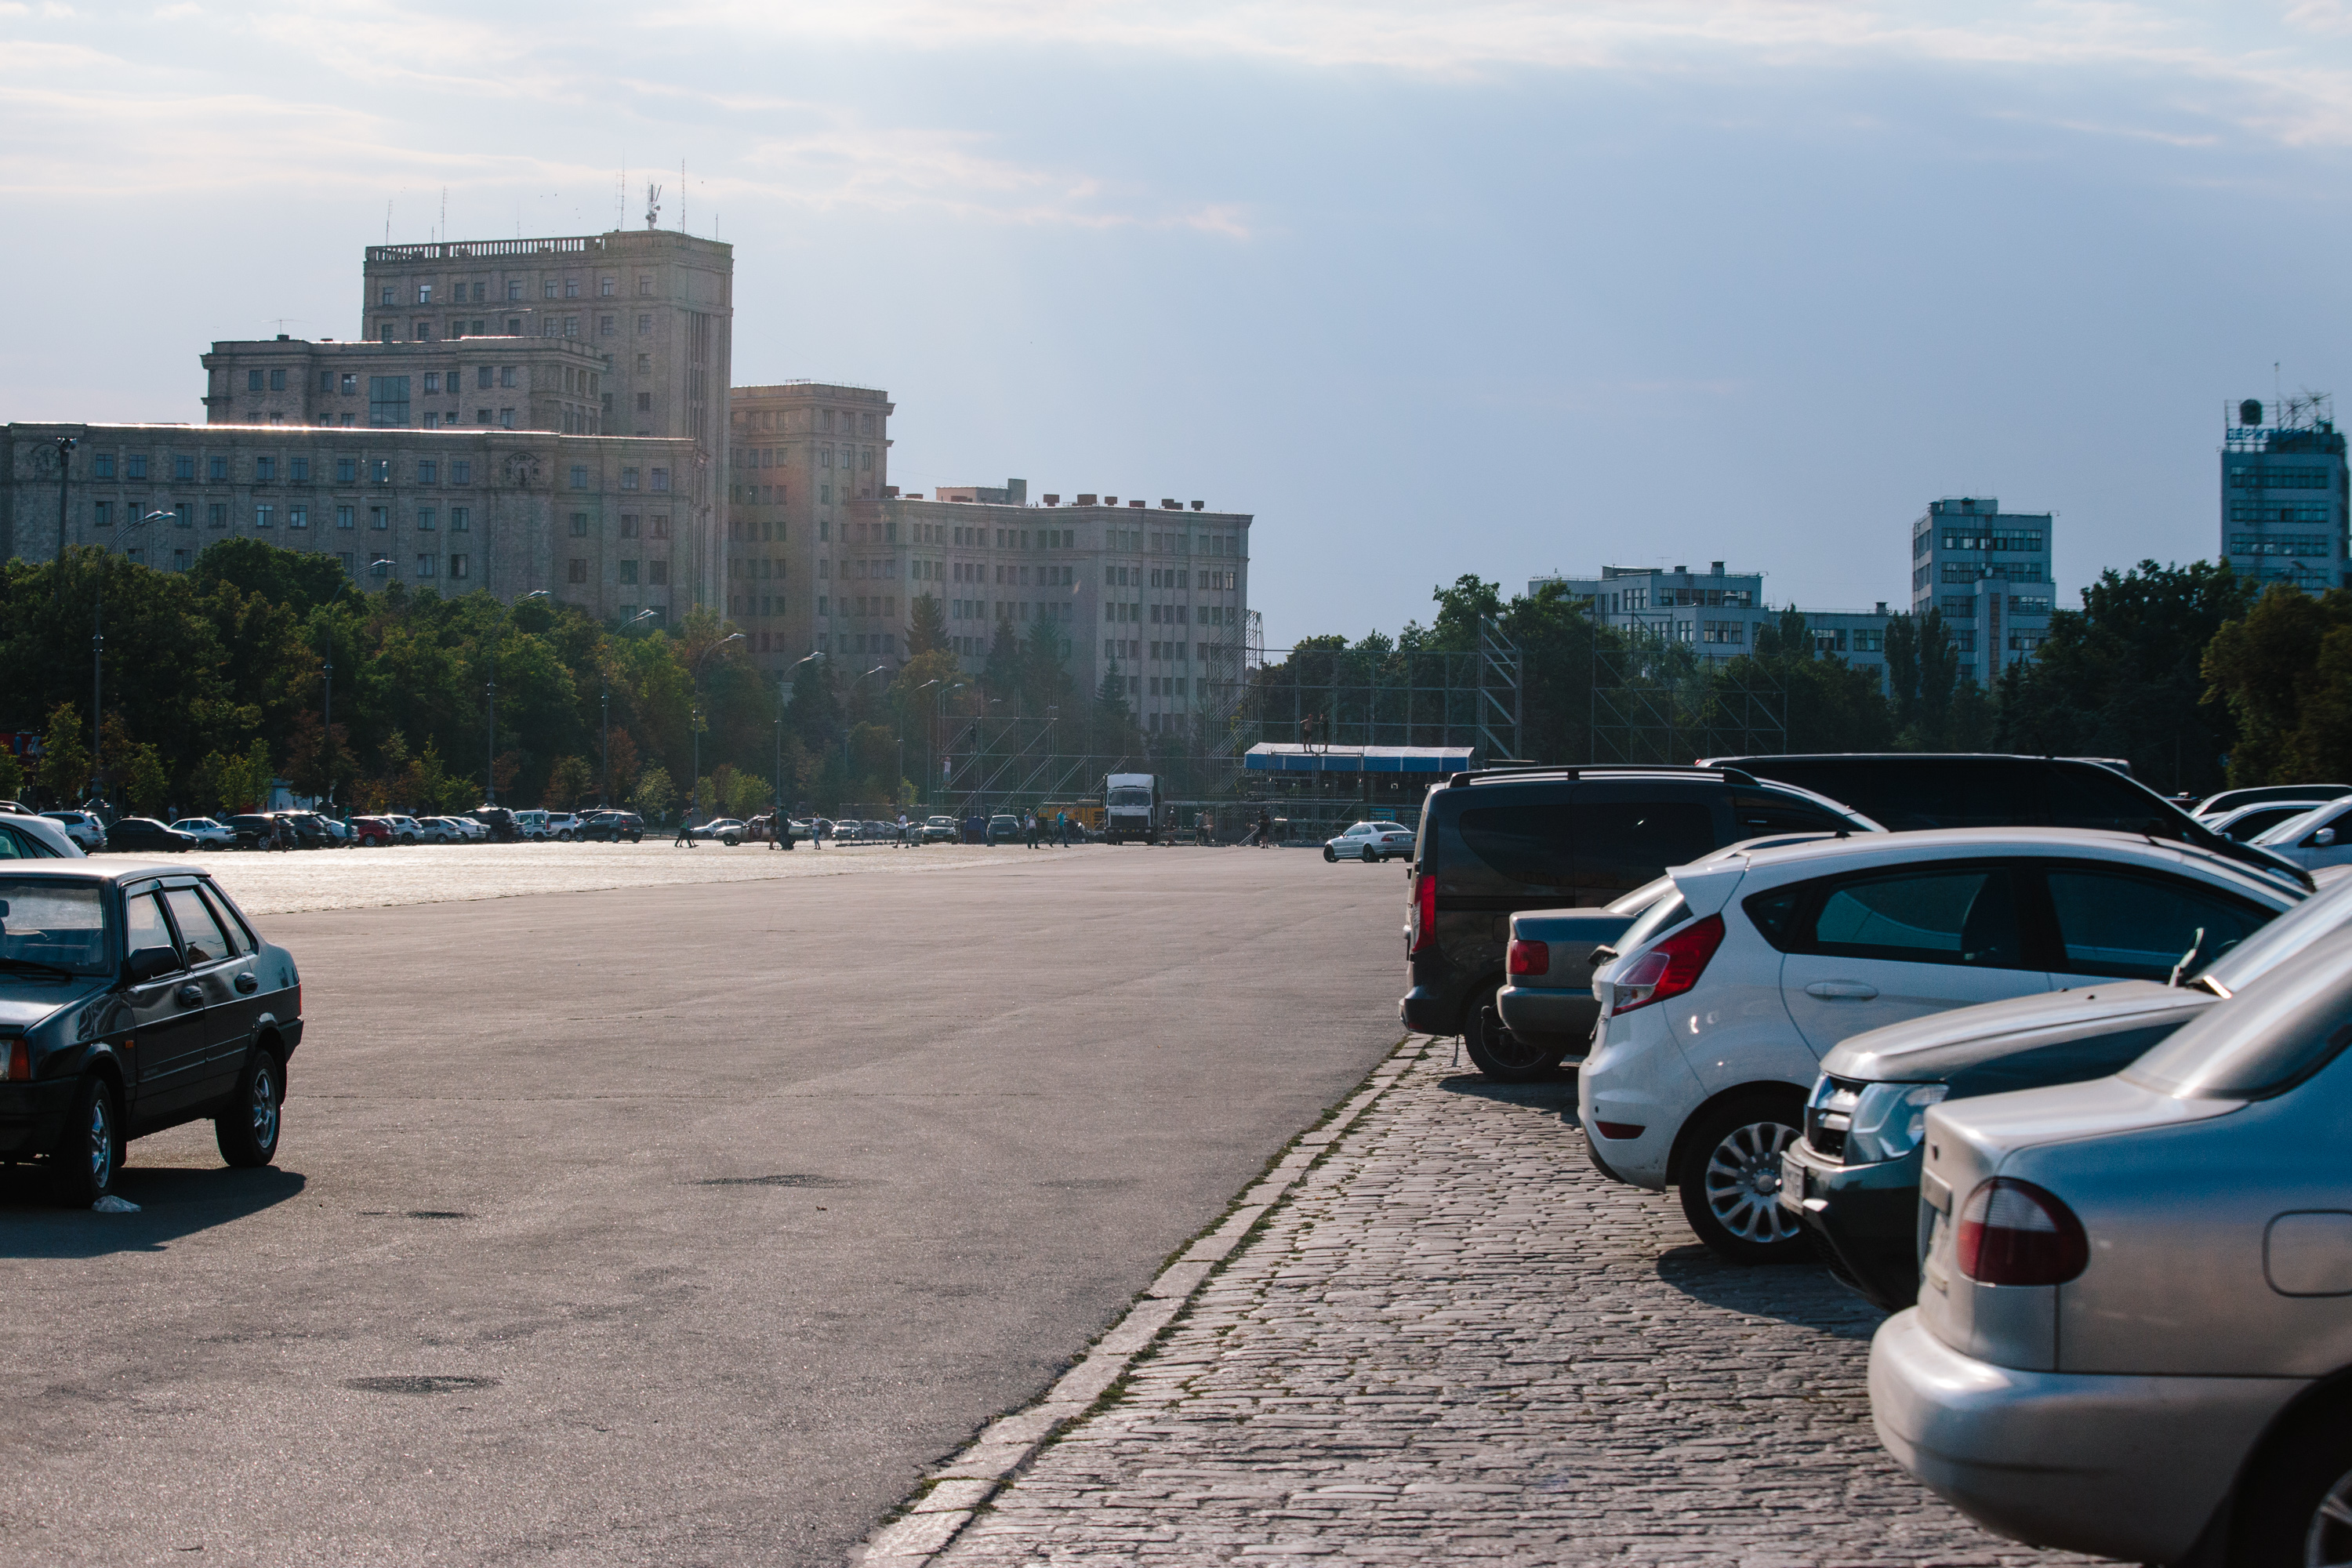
[1759,866,2025,968]
[1452,798,1715,895]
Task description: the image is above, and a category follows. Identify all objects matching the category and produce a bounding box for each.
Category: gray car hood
[1821,982,2214,1087]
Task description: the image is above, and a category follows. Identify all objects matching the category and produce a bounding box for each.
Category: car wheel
[215,1050,282,1169]
[1676,1097,1809,1263]
[1461,981,1567,1082]
[51,1074,122,1208]
[1323,845,1337,862]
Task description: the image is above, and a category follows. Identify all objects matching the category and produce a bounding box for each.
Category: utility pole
[51,434,77,606]
[89,579,103,808]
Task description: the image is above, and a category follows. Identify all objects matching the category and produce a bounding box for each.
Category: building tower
[2220,396,2349,595]
[1910,498,2054,685]
[359,229,734,612]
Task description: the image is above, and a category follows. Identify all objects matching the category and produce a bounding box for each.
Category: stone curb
[851,1036,1432,1567]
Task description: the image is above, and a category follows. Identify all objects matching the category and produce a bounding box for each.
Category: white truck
[1104,773,1159,845]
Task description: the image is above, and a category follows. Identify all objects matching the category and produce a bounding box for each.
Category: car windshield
[2127,927,2352,1098]
[2256,801,2349,848]
[2194,873,2352,993]
[0,879,110,975]
[1108,789,1151,808]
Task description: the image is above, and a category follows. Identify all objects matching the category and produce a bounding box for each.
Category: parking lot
[1,848,1402,1566]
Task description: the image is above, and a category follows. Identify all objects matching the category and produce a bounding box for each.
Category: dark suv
[1400,766,1878,1076]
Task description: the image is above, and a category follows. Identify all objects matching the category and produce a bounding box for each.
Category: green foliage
[2203,584,2352,786]
[724,770,771,818]
[122,743,170,815]
[543,755,593,810]
[35,700,89,806]
[0,748,23,802]
[907,592,948,656]
[630,764,674,822]
[191,538,352,616]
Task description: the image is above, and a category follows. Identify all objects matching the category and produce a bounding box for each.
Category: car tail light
[1508,938,1548,976]
[1606,914,1723,1014]
[4,1039,27,1081]
[1408,873,1437,956]
[1956,1178,2088,1286]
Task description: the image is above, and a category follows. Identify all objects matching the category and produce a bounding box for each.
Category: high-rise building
[200,334,615,434]
[2220,395,2348,593]
[360,230,733,608]
[1910,497,2053,684]
[725,382,895,670]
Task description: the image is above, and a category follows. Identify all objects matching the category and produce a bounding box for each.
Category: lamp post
[87,510,169,809]
[485,588,549,806]
[843,663,888,799]
[778,652,822,819]
[603,608,659,807]
[50,433,78,606]
[689,631,746,827]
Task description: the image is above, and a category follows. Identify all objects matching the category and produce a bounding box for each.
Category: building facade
[359,230,734,608]
[1530,562,1893,688]
[724,382,895,670]
[2220,396,2349,593]
[201,334,615,434]
[1910,496,2053,684]
[1,422,695,623]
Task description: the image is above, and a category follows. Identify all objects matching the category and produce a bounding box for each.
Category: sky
[5,1,2351,646]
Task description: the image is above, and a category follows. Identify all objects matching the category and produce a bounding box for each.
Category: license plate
[1778,1149,1806,1214]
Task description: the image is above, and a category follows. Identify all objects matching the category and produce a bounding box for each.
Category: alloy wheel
[1701,1120,1801,1245]
[249,1063,280,1151]
[85,1090,114,1192]
[2305,1467,2352,1567]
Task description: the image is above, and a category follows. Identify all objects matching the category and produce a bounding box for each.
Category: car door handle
[1804,981,1879,1000]
[234,972,258,993]
[175,984,203,1006]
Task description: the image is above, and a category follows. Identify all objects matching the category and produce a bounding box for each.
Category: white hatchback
[1322,821,1414,864]
[1577,828,2300,1261]
[2252,796,2352,871]
[169,817,237,849]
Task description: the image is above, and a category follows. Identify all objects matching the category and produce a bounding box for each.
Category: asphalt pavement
[0,845,1405,1566]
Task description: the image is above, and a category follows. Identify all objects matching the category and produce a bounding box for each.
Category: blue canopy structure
[1243,744,1475,775]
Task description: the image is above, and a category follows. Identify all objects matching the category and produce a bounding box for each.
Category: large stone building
[0,421,696,618]
[1530,562,1893,688]
[5,223,1255,695]
[2220,395,2348,593]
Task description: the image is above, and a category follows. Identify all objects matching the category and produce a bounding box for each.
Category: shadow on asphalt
[1653,1241,1886,1341]
[0,1163,307,1258]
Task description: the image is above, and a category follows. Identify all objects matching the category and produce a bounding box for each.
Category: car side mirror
[125,946,180,983]
[2318,829,2338,848]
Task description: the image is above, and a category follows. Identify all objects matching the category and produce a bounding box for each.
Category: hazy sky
[6,2,2350,644]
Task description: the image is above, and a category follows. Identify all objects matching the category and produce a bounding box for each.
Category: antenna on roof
[384,199,391,244]
[645,182,662,230]
[439,186,447,243]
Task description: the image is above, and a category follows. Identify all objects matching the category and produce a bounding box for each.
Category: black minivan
[1399,766,1877,1077]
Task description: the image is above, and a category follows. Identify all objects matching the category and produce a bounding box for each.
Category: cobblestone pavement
[919,1039,2104,1568]
[93,837,1132,915]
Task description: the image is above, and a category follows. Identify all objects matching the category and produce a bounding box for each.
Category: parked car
[987,814,1020,844]
[1791,866,2352,1309]
[2194,780,2352,817]
[467,806,521,843]
[579,811,644,843]
[1868,929,2352,1565]
[544,812,584,841]
[510,809,553,841]
[1402,764,1882,1082]
[1324,821,1414,864]
[349,816,397,847]
[302,815,354,847]
[0,814,85,858]
[923,815,958,844]
[168,818,237,850]
[864,820,897,844]
[379,815,424,846]
[1496,830,1865,1059]
[1577,827,2298,1261]
[420,815,484,842]
[38,811,106,851]
[103,818,197,854]
[687,818,747,846]
[2252,796,2352,873]
[1704,751,2310,891]
[2204,797,2337,842]
[402,816,456,844]
[0,864,302,1206]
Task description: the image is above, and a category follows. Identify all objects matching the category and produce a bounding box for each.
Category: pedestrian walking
[673,812,696,848]
[1059,811,1074,847]
[898,811,911,847]
[1024,812,1040,849]
[1254,806,1272,848]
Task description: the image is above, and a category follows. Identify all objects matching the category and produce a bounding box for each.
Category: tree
[35,701,89,806]
[630,764,674,822]
[907,592,949,657]
[982,619,1025,706]
[123,743,170,815]
[724,771,771,818]
[543,755,593,810]
[0,747,23,803]
[2204,585,2352,786]
[602,728,641,804]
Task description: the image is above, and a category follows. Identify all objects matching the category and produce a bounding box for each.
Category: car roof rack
[1445,763,1761,789]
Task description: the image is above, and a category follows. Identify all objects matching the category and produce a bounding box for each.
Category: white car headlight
[1842,1081,1950,1165]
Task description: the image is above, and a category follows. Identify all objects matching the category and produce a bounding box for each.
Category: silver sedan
[1871,925,2352,1563]
[1321,821,1413,864]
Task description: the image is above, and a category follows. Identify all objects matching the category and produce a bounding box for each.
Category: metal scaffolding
[1589,640,1785,765]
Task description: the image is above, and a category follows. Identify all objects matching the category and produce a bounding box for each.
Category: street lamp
[85,508,169,809]
[485,589,550,807]
[49,433,78,606]
[601,608,659,808]
[843,662,888,798]
[777,651,823,821]
[688,631,747,827]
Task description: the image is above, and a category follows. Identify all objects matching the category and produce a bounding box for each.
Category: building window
[370,506,389,530]
[564,317,578,337]
[125,454,147,480]
[569,465,588,488]
[289,506,308,530]
[247,369,265,391]
[207,503,227,528]
[415,321,434,340]
[368,458,390,484]
[416,554,437,578]
[620,560,638,585]
[206,455,228,481]
[337,505,355,529]
[253,505,274,528]
[335,457,356,483]
[621,467,640,491]
[636,392,652,412]
[172,453,194,480]
[651,515,670,539]
[499,408,515,427]
[93,501,111,528]
[451,459,470,485]
[600,314,615,336]
[270,368,286,391]
[499,366,517,388]
[650,468,669,492]
[648,561,669,586]
[450,554,469,579]
[637,314,652,334]
[451,506,470,532]
[568,557,588,584]
[418,508,437,532]
[289,456,308,482]
[368,376,411,427]
[569,512,588,536]
[620,514,640,538]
